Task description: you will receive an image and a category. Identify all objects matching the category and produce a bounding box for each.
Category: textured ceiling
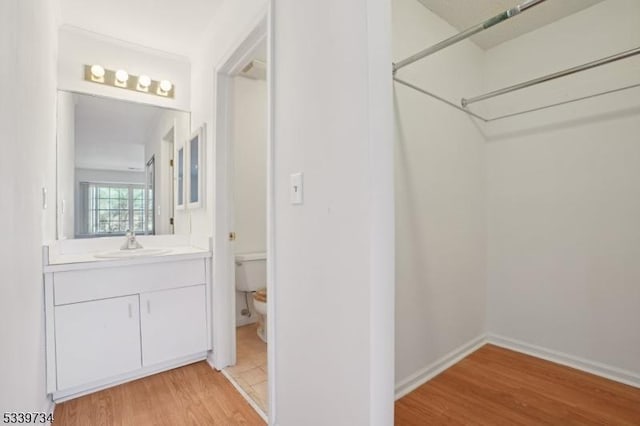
[417,0,604,49]
[58,0,225,57]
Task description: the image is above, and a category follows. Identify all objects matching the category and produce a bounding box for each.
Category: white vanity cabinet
[55,295,142,390]
[140,285,208,366]
[44,252,212,402]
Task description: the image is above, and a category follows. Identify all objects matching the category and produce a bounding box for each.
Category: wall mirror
[56,91,190,239]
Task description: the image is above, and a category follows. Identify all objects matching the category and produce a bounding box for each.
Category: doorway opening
[226,46,269,413]
[211,11,274,422]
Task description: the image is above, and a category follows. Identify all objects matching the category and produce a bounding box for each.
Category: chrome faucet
[121,229,143,250]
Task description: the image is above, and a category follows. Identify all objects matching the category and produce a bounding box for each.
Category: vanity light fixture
[89,64,105,82]
[137,74,151,91]
[157,79,173,96]
[83,65,175,99]
[114,69,129,87]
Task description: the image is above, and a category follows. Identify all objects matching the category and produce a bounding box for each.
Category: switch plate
[290,172,303,205]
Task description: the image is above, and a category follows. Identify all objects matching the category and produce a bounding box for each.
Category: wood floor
[53,345,640,425]
[53,362,265,426]
[395,344,640,425]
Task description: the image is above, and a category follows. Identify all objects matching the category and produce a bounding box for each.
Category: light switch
[290,172,303,205]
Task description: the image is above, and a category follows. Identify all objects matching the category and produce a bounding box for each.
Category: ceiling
[59,0,604,57]
[417,0,604,50]
[75,93,162,149]
[74,94,171,171]
[58,0,225,57]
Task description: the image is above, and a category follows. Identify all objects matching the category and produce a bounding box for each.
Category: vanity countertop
[44,245,212,272]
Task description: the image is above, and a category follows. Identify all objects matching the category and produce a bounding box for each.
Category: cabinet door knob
[147,300,151,314]
[128,303,133,318]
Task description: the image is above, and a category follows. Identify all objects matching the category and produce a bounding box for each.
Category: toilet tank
[235,252,266,292]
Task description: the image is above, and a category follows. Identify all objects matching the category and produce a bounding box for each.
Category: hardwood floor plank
[469,349,640,424]
[448,359,601,425]
[396,344,640,426]
[54,362,265,426]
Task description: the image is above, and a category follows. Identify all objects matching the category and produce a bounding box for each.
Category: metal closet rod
[394,76,640,123]
[462,46,640,107]
[393,0,547,73]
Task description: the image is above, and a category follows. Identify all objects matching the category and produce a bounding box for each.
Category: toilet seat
[253,288,267,303]
[252,288,267,343]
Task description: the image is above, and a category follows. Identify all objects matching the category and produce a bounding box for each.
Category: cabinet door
[140,285,208,366]
[55,295,142,390]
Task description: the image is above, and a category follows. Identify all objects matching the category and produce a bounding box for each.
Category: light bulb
[90,64,105,79]
[137,74,151,90]
[115,69,129,84]
[159,80,173,92]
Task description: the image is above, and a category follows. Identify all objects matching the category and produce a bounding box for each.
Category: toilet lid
[254,288,267,303]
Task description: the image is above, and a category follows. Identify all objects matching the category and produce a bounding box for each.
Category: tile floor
[225,323,268,412]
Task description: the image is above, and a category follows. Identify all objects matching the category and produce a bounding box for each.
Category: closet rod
[393,77,488,122]
[393,0,547,73]
[486,82,640,121]
[394,77,640,123]
[462,46,640,107]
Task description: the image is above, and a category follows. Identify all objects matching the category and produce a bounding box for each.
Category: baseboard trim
[394,332,640,401]
[220,369,268,423]
[394,334,487,400]
[487,334,640,389]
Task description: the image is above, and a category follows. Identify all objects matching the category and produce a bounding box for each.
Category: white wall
[189,1,268,382]
[233,76,267,255]
[392,0,487,389]
[57,92,76,239]
[189,0,268,241]
[0,0,57,414]
[232,76,267,326]
[486,0,640,378]
[58,26,191,111]
[192,0,393,422]
[273,0,394,424]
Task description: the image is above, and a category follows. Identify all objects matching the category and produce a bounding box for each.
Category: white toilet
[235,252,267,343]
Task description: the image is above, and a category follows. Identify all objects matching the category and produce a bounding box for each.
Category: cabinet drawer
[54,259,206,305]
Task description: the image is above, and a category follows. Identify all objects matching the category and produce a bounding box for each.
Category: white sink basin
[94,248,171,259]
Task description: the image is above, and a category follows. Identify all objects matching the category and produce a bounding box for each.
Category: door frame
[211,5,276,422]
[162,124,175,234]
